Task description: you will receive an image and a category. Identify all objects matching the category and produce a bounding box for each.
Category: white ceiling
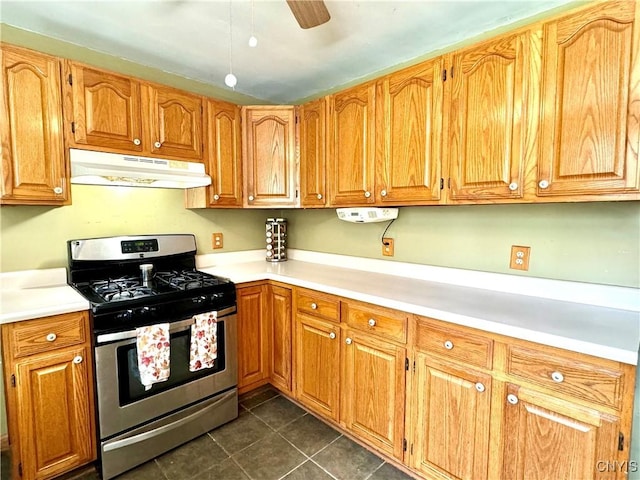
[1,0,577,104]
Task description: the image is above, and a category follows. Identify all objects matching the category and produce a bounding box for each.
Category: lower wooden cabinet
[269,284,293,394]
[1,311,95,480]
[236,284,269,393]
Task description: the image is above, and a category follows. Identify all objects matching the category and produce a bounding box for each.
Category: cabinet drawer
[506,345,624,410]
[4,311,88,359]
[343,301,407,343]
[295,288,340,323]
[414,317,493,369]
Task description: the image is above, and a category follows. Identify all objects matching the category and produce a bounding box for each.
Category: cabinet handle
[154,141,162,148]
[538,180,549,189]
[507,394,519,405]
[508,182,518,191]
[364,191,371,198]
[248,195,254,202]
[133,138,141,146]
[345,337,353,345]
[475,382,486,393]
[72,355,83,364]
[329,332,336,340]
[46,333,57,342]
[368,318,376,327]
[310,303,318,310]
[443,340,453,350]
[550,371,564,383]
[213,194,220,201]
[380,189,387,197]
[53,187,63,195]
[317,193,323,200]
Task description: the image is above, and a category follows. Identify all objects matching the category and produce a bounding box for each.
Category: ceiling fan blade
[286,0,331,29]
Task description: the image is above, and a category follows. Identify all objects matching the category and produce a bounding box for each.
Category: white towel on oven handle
[189,311,218,372]
[136,323,171,391]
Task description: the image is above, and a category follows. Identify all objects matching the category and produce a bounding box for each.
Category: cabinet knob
[53,187,63,195]
[475,382,486,393]
[213,194,220,201]
[538,180,549,189]
[364,191,371,198]
[310,303,318,310]
[345,337,353,345]
[329,332,336,340]
[133,138,141,146]
[507,394,519,405]
[508,182,518,191]
[550,371,564,383]
[368,318,376,327]
[72,355,83,364]
[46,333,57,342]
[443,340,453,350]
[317,193,323,200]
[380,189,387,197]
[248,195,254,202]
[154,141,162,148]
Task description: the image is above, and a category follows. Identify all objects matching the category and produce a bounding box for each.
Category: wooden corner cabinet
[1,311,96,480]
[0,44,69,205]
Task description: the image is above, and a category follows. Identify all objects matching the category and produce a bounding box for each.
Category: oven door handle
[102,389,237,453]
[96,306,236,344]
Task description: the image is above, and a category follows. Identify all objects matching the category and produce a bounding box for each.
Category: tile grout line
[362,459,387,480]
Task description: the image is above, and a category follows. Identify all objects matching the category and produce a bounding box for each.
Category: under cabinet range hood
[69,149,211,189]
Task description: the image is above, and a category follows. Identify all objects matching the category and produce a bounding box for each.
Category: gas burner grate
[155,270,219,290]
[90,276,159,302]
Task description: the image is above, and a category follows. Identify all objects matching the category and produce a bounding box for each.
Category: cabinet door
[65,62,143,152]
[342,329,406,460]
[537,1,640,197]
[269,285,292,393]
[15,345,95,480]
[328,82,376,206]
[410,354,491,480]
[299,98,327,207]
[0,46,68,205]
[448,29,540,201]
[294,313,340,422]
[242,106,298,207]
[500,383,621,480]
[237,285,269,392]
[144,84,203,161]
[206,99,242,207]
[376,58,444,204]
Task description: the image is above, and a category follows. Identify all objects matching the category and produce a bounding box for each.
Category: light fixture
[224,0,237,89]
[248,0,258,47]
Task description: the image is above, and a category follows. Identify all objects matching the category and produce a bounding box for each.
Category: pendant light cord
[228,0,233,75]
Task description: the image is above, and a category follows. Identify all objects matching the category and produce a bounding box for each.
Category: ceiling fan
[286,0,331,29]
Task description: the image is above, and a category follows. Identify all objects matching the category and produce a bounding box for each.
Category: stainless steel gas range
[67,234,238,479]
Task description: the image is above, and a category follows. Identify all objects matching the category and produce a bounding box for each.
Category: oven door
[94,307,237,439]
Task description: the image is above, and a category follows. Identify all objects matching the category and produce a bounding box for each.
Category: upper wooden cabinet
[327,82,376,206]
[299,97,327,207]
[64,61,203,162]
[1,45,69,205]
[376,57,444,204]
[536,0,640,198]
[241,106,298,208]
[447,29,541,202]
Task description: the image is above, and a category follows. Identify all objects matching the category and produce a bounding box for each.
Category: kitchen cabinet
[64,61,203,162]
[375,57,444,205]
[327,81,376,206]
[536,0,640,199]
[236,283,269,393]
[299,97,327,207]
[0,44,69,205]
[269,284,293,394]
[241,106,298,207]
[1,311,96,480]
[446,28,540,202]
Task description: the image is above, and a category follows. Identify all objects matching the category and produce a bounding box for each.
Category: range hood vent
[69,149,211,189]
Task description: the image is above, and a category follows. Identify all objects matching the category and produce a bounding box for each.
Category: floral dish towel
[136,323,171,390]
[189,311,218,372]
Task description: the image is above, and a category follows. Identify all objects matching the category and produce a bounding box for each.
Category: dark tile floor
[62,386,415,480]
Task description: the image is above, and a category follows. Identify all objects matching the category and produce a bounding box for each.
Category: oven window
[116,322,226,405]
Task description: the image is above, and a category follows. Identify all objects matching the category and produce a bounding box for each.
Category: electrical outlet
[510,245,530,271]
[212,233,224,249]
[382,237,394,257]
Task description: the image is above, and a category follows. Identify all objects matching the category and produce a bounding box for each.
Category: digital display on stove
[121,239,159,254]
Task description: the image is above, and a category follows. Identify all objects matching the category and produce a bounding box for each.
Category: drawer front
[344,302,407,343]
[295,288,340,323]
[414,318,493,369]
[6,311,88,358]
[507,345,624,409]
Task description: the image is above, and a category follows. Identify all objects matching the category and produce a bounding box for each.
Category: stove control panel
[121,239,159,254]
